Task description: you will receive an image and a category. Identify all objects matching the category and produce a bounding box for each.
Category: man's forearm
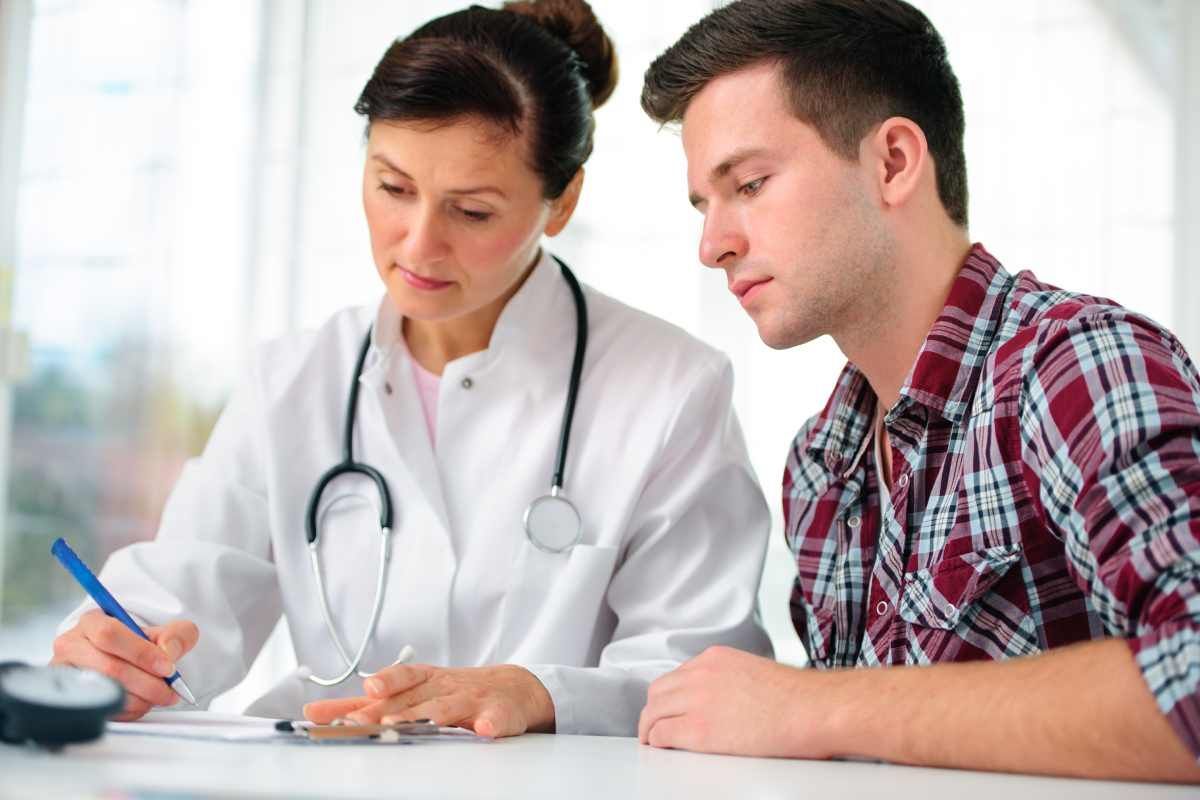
[819,639,1200,783]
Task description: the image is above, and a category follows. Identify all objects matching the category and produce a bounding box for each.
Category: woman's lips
[398,266,454,291]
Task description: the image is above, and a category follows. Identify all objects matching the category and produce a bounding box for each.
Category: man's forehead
[681,63,791,163]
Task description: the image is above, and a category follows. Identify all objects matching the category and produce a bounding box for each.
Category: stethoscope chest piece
[523,488,582,554]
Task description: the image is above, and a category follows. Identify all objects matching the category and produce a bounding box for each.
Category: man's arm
[638,640,1200,783]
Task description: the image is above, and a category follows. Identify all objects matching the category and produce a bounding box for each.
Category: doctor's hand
[302,664,555,738]
[51,610,200,721]
[638,646,836,759]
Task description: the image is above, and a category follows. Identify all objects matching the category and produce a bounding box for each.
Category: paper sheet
[108,710,487,744]
[108,710,291,742]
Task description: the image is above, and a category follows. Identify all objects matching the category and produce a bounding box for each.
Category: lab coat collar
[365,248,571,371]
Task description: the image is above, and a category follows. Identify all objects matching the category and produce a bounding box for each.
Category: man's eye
[739,177,766,196]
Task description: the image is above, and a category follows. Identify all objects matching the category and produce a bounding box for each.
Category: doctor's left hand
[302,664,555,738]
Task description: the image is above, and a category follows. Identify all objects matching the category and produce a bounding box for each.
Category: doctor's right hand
[51,610,200,721]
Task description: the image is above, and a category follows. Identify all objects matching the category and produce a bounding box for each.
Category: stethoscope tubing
[303,257,587,684]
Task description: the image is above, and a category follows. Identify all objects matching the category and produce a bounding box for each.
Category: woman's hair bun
[503,0,618,109]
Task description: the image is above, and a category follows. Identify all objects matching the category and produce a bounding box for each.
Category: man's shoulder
[988,270,1197,402]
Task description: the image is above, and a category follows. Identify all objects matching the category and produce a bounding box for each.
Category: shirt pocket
[899,543,1041,662]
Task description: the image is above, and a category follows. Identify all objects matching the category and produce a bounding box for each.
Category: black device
[0,661,124,749]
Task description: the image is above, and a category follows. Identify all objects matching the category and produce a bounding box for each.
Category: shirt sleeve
[520,356,773,735]
[1017,311,1200,760]
[58,359,282,706]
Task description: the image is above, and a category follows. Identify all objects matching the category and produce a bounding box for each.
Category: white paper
[107,710,487,744]
[108,710,288,742]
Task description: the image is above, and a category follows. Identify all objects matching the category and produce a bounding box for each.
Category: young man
[637,0,1200,783]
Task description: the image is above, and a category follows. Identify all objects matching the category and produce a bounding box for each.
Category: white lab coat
[62,250,772,735]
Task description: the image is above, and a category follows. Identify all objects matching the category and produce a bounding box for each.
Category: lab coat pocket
[498,542,620,666]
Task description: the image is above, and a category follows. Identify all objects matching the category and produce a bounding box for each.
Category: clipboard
[280,719,491,744]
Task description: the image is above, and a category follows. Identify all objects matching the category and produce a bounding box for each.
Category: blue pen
[51,537,197,706]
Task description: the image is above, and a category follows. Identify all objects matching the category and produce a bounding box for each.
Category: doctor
[50,0,771,738]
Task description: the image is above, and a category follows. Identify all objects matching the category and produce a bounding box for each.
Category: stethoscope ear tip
[295,665,313,681]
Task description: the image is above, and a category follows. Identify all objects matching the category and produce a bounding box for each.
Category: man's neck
[836,229,973,414]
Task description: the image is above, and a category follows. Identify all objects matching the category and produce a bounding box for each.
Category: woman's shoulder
[581,284,730,384]
[248,303,376,397]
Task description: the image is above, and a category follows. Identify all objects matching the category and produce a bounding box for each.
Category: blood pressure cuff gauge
[0,662,125,749]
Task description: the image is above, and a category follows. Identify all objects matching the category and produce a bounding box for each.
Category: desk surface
[0,731,1192,799]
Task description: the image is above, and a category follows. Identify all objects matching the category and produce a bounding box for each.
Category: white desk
[0,732,1193,799]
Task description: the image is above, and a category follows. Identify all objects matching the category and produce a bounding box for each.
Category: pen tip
[174,678,198,706]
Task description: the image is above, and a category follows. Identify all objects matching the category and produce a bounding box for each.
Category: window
[0,1,1185,680]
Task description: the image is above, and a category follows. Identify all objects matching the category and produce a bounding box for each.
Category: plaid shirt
[783,244,1200,759]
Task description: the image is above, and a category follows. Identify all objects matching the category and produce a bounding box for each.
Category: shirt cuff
[1127,620,1200,761]
[518,664,655,737]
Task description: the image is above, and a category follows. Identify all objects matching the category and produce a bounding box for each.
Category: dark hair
[355,1,618,200]
[641,0,968,227]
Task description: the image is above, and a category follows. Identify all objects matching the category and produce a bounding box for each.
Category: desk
[0,732,1192,799]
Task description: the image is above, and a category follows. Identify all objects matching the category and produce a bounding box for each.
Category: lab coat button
[384,382,393,395]
[461,377,474,390]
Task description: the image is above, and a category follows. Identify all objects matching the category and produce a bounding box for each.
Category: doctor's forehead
[366,118,530,184]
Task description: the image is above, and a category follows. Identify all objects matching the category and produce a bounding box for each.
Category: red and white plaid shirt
[783,244,1200,759]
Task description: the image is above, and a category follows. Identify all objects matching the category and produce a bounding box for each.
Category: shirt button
[945,602,957,616]
[847,515,862,529]
[897,474,909,489]
[875,600,889,616]
[461,377,474,390]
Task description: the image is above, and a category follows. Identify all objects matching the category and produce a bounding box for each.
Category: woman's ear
[864,117,928,212]
[545,168,585,237]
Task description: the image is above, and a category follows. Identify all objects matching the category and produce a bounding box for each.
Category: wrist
[510,665,555,733]
[808,667,881,760]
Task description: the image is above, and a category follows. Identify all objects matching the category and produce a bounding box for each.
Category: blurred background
[0,0,1196,703]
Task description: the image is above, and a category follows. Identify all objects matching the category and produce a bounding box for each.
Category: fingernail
[364,678,384,695]
[163,639,182,661]
[154,657,175,677]
[346,714,367,725]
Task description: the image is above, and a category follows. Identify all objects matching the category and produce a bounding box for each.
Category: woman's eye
[378,182,408,196]
[739,177,767,197]
[458,208,493,223]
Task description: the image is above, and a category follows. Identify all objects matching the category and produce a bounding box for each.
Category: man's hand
[51,610,200,721]
[303,664,555,738]
[638,646,831,758]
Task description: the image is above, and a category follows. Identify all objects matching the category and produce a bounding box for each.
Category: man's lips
[398,266,454,291]
[729,276,773,301]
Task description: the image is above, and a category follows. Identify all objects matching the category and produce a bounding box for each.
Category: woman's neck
[402,252,541,375]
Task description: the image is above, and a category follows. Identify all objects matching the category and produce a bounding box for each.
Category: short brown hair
[641,0,968,227]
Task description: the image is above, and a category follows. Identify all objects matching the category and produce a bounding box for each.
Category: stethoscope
[300,257,589,686]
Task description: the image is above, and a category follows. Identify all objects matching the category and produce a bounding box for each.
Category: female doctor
[51,0,770,738]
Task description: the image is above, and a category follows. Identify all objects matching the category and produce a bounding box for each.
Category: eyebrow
[688,147,772,209]
[370,154,508,200]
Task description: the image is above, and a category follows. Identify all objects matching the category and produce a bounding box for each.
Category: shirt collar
[897,243,1014,423]
[805,244,1014,476]
[367,248,569,368]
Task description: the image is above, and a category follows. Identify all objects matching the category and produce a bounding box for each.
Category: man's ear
[863,117,928,212]
[545,168,585,237]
